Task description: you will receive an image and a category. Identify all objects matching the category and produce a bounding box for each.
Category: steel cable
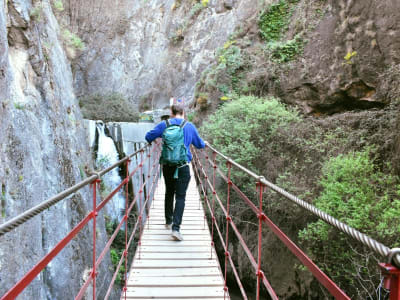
[0,143,152,238]
[204,142,400,268]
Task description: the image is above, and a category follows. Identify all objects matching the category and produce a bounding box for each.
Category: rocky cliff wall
[0,1,115,298]
[71,0,258,111]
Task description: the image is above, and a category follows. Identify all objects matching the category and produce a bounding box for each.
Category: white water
[96,122,126,221]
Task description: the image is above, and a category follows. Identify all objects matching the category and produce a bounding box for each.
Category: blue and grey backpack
[160,119,188,170]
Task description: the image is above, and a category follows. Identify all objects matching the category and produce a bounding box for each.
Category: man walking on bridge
[145,103,205,241]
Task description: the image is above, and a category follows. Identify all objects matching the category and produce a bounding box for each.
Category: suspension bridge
[0,141,399,299]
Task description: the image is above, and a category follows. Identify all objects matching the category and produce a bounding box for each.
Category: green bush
[62,29,85,51]
[258,0,299,42]
[267,35,304,62]
[201,95,300,171]
[299,149,400,297]
[79,93,139,122]
[53,0,64,11]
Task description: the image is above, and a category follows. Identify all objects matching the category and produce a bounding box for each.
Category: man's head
[171,104,185,118]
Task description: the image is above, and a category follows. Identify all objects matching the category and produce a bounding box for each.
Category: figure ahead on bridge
[145,103,205,241]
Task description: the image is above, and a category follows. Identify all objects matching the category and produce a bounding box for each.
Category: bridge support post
[92,179,100,300]
[380,263,400,300]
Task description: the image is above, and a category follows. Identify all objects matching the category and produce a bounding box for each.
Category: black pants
[163,164,191,232]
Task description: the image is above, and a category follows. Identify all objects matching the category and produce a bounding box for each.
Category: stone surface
[72,0,247,111]
[0,1,116,299]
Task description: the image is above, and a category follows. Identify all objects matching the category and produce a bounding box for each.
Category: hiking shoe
[172,230,183,241]
[165,223,172,230]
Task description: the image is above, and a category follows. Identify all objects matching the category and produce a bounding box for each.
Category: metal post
[92,179,100,300]
[380,263,400,300]
[224,161,232,299]
[203,150,209,230]
[138,150,144,260]
[147,150,151,230]
[123,159,130,300]
[256,178,265,300]
[210,151,217,260]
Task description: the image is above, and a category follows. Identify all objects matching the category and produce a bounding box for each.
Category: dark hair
[171,104,184,116]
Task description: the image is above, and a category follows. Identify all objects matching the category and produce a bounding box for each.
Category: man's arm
[145,121,166,143]
[190,124,205,149]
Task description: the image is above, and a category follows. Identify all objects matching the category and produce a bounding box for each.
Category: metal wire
[0,143,151,238]
[205,142,400,268]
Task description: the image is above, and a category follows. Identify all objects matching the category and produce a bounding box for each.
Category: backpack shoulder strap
[165,119,170,127]
[179,120,187,129]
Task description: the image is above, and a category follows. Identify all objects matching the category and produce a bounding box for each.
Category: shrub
[201,0,209,7]
[30,3,43,21]
[259,0,299,42]
[267,35,304,62]
[201,95,300,171]
[79,93,139,122]
[53,0,64,12]
[190,3,204,18]
[62,29,85,51]
[299,149,400,297]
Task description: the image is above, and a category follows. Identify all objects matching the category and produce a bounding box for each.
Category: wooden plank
[131,259,218,268]
[126,166,229,300]
[139,241,212,247]
[127,276,224,287]
[140,235,211,241]
[128,298,224,300]
[125,286,225,298]
[142,229,209,235]
[137,252,215,260]
[145,224,208,230]
[129,267,220,277]
[139,246,213,252]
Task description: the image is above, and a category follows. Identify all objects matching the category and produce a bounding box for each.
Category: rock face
[0,1,115,299]
[72,0,400,117]
[72,0,256,110]
[283,0,400,113]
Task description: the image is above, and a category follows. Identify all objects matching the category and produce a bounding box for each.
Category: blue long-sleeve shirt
[145,118,205,162]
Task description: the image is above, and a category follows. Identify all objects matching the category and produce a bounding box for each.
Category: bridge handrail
[193,142,400,299]
[0,143,148,237]
[204,142,400,267]
[1,140,162,300]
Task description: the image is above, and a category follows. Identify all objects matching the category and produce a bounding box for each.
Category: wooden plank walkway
[124,166,229,299]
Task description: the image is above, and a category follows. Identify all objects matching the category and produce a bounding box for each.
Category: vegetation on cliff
[200,94,400,298]
[79,93,139,122]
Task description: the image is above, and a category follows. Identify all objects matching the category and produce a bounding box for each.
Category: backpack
[160,119,188,166]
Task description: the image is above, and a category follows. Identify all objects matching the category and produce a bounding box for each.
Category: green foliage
[299,149,400,297]
[190,3,204,17]
[258,0,299,42]
[62,29,85,51]
[30,3,43,21]
[201,95,300,171]
[79,165,85,180]
[187,112,195,122]
[14,102,25,110]
[110,249,126,286]
[300,149,400,243]
[1,188,6,218]
[106,220,127,286]
[267,35,304,62]
[79,93,139,122]
[201,0,209,7]
[343,51,357,65]
[53,0,64,11]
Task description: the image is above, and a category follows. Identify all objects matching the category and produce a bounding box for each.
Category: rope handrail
[0,143,151,237]
[192,147,350,299]
[204,142,400,268]
[1,140,162,300]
